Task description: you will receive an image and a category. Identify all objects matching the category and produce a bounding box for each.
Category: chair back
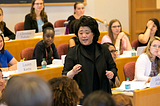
[20,47,34,61]
[54,20,67,28]
[14,22,24,34]
[123,61,136,81]
[131,39,139,50]
[57,43,69,59]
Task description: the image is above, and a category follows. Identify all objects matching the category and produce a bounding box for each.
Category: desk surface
[5,32,107,61]
[9,66,63,81]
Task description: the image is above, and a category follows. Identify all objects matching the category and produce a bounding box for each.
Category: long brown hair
[0,8,4,32]
[108,19,122,44]
[30,0,47,21]
[0,34,4,54]
[143,36,160,73]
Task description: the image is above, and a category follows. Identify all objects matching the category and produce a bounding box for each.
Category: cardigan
[2,22,15,40]
[134,53,152,81]
[24,13,48,33]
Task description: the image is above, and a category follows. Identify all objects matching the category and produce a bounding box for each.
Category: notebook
[15,29,36,40]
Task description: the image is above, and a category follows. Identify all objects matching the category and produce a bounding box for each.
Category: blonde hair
[143,36,160,73]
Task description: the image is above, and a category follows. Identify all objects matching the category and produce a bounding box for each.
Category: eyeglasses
[151,44,160,49]
[35,3,43,5]
[112,25,121,28]
[110,50,118,53]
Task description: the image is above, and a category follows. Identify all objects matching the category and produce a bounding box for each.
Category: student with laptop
[32,22,59,66]
[134,36,160,82]
[24,0,48,33]
[0,8,15,41]
[0,34,17,71]
[138,18,160,47]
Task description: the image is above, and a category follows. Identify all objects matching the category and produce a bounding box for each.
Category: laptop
[137,46,146,56]
[15,29,36,40]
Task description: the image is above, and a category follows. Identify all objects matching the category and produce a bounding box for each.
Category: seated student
[103,43,120,88]
[0,34,17,71]
[0,8,15,41]
[134,36,160,82]
[32,22,59,66]
[112,93,133,106]
[48,76,83,106]
[138,18,160,47]
[24,0,48,33]
[2,75,52,106]
[67,1,85,32]
[68,19,80,47]
[101,19,132,54]
[83,90,116,106]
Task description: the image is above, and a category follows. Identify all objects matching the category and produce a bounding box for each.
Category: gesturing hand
[72,64,82,75]
[105,71,114,79]
[147,20,154,29]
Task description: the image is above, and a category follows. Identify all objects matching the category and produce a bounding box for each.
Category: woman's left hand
[105,71,114,79]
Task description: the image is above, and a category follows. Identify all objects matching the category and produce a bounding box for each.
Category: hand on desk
[106,71,114,79]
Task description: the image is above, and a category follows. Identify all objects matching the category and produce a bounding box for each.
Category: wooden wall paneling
[136,0,156,9]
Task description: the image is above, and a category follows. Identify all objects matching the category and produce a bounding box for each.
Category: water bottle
[131,47,136,56]
[125,78,131,89]
[103,20,108,32]
[64,21,69,35]
[116,47,120,58]
[41,58,47,69]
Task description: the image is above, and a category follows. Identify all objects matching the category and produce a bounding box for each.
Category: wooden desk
[133,86,160,106]
[115,56,139,84]
[9,66,63,81]
[5,32,107,61]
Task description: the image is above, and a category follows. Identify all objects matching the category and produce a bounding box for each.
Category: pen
[22,58,25,62]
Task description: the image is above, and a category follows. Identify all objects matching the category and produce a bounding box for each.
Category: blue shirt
[0,49,13,68]
[37,19,44,32]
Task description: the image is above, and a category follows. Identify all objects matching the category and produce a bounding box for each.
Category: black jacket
[24,13,48,33]
[3,22,15,39]
[62,43,117,102]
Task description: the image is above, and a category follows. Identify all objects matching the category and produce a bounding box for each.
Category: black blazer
[3,22,15,40]
[24,13,48,33]
[62,43,117,102]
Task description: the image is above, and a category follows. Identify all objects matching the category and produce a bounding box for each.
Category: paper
[2,71,17,77]
[47,64,63,68]
[17,59,37,73]
[114,81,146,92]
[52,59,63,65]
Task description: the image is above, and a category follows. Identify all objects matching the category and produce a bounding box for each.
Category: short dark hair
[83,90,116,106]
[42,22,55,37]
[2,75,52,106]
[48,76,83,106]
[74,15,100,42]
[103,43,115,49]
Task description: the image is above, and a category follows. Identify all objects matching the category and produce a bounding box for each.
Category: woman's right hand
[72,64,82,75]
[147,20,154,29]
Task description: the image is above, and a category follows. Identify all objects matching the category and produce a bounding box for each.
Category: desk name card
[17,59,37,73]
[54,27,66,36]
[16,29,35,40]
[150,76,160,88]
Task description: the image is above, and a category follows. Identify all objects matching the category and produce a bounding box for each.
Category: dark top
[62,42,117,103]
[67,15,76,28]
[2,22,15,39]
[138,32,159,46]
[24,13,48,33]
[32,40,59,66]
[69,37,79,47]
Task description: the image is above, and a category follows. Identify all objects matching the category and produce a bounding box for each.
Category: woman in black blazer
[24,0,48,33]
[62,16,117,104]
[0,8,15,41]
